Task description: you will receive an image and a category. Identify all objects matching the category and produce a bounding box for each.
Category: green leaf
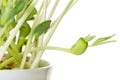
[92,40,116,46]
[27,8,37,20]
[0,38,4,45]
[0,6,15,25]
[7,20,16,31]
[17,37,26,52]
[32,20,51,36]
[84,34,96,42]
[91,34,116,46]
[25,0,33,6]
[14,0,25,14]
[20,22,31,37]
[18,22,31,51]
[70,38,88,55]
[15,0,33,20]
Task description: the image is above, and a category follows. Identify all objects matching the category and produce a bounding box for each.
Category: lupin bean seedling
[0,0,115,69]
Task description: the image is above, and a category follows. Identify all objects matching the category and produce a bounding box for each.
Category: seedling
[0,0,115,69]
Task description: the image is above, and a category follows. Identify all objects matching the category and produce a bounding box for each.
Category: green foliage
[20,22,31,37]
[27,8,37,20]
[14,0,25,14]
[0,0,115,69]
[84,35,96,42]
[32,20,51,36]
[91,34,116,46]
[0,6,15,25]
[17,22,31,51]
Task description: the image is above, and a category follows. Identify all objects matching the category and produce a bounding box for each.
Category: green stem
[32,0,50,48]
[30,51,43,68]
[0,0,1,9]
[32,0,44,28]
[29,46,70,53]
[5,31,21,62]
[32,0,51,28]
[8,48,21,63]
[30,0,50,63]
[10,41,19,53]
[0,24,9,39]
[32,0,45,53]
[17,37,26,51]
[23,0,51,64]
[34,0,48,68]
[47,0,59,19]
[68,0,78,10]
[5,31,19,54]
[0,37,20,62]
[0,0,38,60]
[42,0,47,20]
[20,35,32,69]
[0,57,15,69]
[38,0,48,47]
[44,0,76,47]
[47,46,70,52]
[30,0,77,68]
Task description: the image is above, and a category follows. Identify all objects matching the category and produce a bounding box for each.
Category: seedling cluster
[0,0,115,69]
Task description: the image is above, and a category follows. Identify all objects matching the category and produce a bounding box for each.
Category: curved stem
[47,46,70,52]
[29,46,70,53]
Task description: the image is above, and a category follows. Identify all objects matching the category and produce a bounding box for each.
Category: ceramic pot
[0,60,51,80]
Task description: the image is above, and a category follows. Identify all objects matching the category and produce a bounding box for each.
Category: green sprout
[0,0,116,69]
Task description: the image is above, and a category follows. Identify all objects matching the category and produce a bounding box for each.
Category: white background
[40,0,120,80]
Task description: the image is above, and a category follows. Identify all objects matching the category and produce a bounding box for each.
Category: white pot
[0,60,51,80]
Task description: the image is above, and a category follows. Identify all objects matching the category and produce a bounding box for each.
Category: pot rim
[0,59,51,71]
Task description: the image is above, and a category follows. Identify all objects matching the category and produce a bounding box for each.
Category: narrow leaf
[91,34,116,46]
[84,34,96,42]
[93,34,115,43]
[91,40,116,46]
